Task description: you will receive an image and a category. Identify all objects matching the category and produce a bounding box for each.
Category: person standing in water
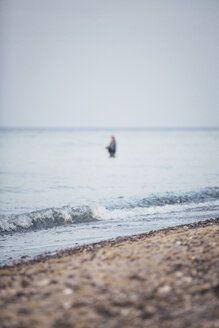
[105,136,116,157]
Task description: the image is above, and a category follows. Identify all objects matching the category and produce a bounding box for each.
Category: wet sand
[0,218,218,328]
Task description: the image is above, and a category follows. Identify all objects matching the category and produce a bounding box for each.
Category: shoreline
[0,217,218,328]
[1,217,218,270]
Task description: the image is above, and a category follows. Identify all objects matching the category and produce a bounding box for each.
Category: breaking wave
[0,187,218,234]
[0,206,95,233]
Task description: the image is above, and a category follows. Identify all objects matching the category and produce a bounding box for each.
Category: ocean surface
[0,127,219,266]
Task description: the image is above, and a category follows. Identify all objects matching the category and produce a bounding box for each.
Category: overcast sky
[0,0,218,128]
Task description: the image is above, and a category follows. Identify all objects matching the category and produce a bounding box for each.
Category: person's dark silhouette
[105,136,116,157]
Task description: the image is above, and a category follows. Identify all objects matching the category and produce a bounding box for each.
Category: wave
[0,206,95,233]
[0,187,218,234]
[137,187,219,208]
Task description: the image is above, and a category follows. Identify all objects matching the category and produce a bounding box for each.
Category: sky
[0,0,218,128]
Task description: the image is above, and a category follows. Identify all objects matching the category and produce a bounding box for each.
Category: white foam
[92,200,219,221]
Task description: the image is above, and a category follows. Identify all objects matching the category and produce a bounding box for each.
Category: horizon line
[0,125,219,130]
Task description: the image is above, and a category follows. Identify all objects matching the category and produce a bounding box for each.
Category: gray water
[0,128,219,266]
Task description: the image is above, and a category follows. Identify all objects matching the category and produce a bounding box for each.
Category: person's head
[110,136,115,142]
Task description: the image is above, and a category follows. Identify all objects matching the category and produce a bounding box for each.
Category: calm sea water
[0,128,219,265]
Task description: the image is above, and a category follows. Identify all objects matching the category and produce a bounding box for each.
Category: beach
[0,218,218,328]
[1,128,219,265]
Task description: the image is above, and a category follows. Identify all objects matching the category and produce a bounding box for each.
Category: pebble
[157,285,171,295]
[63,288,73,295]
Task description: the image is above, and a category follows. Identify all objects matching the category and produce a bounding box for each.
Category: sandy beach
[0,218,218,328]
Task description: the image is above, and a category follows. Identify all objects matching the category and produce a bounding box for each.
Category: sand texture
[0,218,219,328]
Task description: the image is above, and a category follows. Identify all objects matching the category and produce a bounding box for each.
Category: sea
[0,127,219,266]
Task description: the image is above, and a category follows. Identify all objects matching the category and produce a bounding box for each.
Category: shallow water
[0,128,219,265]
